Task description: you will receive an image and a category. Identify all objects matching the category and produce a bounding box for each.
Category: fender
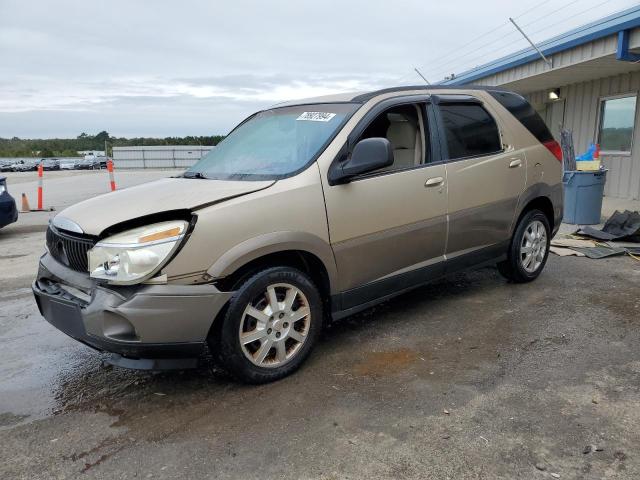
[206,231,339,293]
[513,182,564,236]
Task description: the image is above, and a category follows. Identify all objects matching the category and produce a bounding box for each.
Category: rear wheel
[214,267,322,384]
[498,209,550,283]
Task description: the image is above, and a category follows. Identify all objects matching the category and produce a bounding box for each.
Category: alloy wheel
[238,282,311,368]
[520,219,547,273]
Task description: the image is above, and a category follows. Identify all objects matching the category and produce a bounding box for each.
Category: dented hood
[54,177,275,235]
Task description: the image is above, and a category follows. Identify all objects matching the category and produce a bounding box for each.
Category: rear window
[438,103,502,159]
[489,90,553,144]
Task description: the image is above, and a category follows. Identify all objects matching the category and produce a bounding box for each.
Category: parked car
[76,157,102,170]
[13,160,38,172]
[42,158,60,171]
[0,160,14,172]
[33,86,563,383]
[0,177,18,229]
[59,159,77,170]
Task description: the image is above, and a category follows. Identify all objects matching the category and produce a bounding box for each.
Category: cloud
[0,0,636,137]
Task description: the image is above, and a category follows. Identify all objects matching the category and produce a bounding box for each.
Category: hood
[54,177,275,235]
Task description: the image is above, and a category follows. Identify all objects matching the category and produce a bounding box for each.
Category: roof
[440,5,640,86]
[271,85,514,108]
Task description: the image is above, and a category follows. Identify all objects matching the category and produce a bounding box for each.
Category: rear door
[432,95,526,267]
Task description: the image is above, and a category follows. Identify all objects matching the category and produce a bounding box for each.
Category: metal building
[442,6,640,200]
[112,145,214,169]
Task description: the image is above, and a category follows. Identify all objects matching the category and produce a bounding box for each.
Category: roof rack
[350,84,511,103]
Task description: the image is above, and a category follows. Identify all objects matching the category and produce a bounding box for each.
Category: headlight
[0,184,5,194]
[88,220,188,285]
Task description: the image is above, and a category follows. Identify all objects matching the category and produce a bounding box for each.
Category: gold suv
[33,86,563,383]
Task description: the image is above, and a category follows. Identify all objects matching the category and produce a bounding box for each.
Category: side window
[438,103,502,160]
[355,103,430,172]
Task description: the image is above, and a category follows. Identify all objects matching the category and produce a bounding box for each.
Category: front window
[598,95,637,153]
[186,103,358,180]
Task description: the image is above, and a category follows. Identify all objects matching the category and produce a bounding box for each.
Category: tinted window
[438,103,502,159]
[489,91,553,144]
[598,95,636,152]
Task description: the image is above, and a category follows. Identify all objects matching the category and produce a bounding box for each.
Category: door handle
[509,159,522,168]
[425,176,444,187]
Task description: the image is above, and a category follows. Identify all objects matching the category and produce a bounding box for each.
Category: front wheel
[498,209,550,283]
[214,267,323,384]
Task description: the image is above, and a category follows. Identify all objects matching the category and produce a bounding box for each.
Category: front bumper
[33,252,232,360]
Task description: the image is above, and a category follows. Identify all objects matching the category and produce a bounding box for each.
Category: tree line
[0,131,225,157]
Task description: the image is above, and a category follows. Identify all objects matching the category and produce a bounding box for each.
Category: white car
[59,159,77,170]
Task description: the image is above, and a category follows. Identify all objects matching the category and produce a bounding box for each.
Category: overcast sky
[0,0,637,138]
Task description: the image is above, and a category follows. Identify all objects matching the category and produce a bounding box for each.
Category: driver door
[323,99,447,310]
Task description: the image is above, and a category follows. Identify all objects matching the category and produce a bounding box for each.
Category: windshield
[185,103,359,180]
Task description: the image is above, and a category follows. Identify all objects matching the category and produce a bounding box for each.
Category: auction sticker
[296,112,336,122]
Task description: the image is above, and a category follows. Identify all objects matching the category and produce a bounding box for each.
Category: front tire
[214,267,323,384]
[498,209,550,283]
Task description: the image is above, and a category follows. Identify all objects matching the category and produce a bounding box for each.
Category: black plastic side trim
[331,241,509,321]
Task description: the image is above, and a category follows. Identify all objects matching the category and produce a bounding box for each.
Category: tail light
[543,140,563,162]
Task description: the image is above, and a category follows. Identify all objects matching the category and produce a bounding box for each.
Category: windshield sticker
[296,112,336,122]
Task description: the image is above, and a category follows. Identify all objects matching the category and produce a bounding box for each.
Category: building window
[598,95,637,153]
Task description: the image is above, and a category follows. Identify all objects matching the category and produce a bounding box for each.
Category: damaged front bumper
[32,252,232,367]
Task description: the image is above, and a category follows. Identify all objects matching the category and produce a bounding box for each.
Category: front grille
[46,225,96,273]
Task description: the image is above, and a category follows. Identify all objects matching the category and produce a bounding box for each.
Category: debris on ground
[551,210,640,260]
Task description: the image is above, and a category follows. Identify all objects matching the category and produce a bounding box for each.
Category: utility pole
[509,17,553,68]
[414,67,430,85]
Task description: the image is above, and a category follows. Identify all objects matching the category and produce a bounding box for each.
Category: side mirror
[329,137,394,184]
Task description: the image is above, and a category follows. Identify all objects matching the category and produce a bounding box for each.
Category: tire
[498,209,551,283]
[214,266,323,384]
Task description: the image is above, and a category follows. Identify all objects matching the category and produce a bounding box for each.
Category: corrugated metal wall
[527,71,640,199]
[112,146,214,169]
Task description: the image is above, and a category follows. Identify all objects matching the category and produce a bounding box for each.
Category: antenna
[509,17,552,68]
[413,67,430,85]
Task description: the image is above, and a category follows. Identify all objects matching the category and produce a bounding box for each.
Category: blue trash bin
[562,170,607,225]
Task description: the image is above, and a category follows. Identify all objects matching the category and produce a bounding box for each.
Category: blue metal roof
[440,5,640,85]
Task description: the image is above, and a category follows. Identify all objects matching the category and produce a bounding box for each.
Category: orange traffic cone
[21,193,31,212]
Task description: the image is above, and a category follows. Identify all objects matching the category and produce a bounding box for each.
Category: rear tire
[498,209,550,283]
[214,266,323,384]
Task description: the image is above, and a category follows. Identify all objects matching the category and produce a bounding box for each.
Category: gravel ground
[1,171,639,479]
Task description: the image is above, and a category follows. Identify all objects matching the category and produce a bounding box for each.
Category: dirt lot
[1,170,639,479]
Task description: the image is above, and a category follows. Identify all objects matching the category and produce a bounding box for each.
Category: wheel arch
[207,231,337,297]
[513,183,562,236]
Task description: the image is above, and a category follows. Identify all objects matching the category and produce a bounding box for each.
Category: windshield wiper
[183,171,209,179]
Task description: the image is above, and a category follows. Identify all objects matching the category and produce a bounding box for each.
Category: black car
[0,177,18,229]
[42,158,61,171]
[76,157,101,169]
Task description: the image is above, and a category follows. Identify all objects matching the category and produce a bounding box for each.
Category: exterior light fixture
[548,88,560,100]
